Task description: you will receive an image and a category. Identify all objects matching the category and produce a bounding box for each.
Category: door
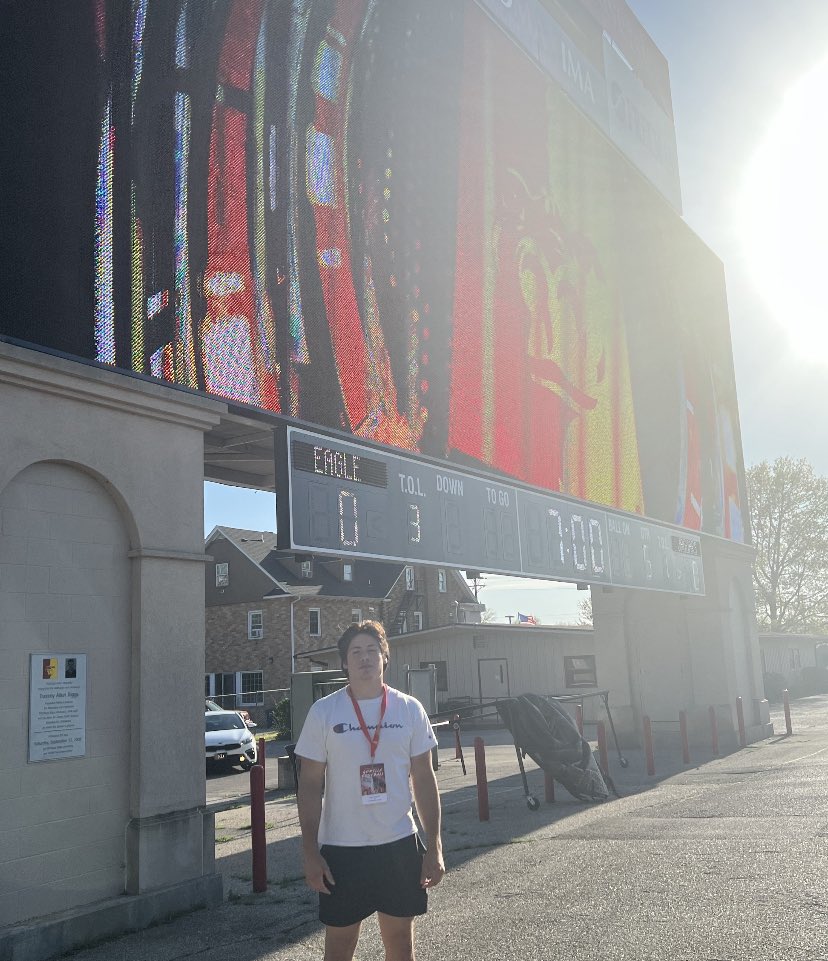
[478,658,510,702]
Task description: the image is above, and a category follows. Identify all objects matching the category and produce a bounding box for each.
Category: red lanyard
[348,684,388,760]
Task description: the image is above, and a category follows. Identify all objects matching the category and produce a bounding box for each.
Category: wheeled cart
[497,694,610,809]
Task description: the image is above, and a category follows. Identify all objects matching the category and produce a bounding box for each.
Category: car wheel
[240,758,253,771]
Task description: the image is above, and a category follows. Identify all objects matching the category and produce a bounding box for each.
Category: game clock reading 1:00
[281,427,705,595]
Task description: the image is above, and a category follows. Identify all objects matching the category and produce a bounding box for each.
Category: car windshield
[205,713,245,732]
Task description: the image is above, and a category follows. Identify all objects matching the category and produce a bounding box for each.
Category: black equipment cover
[497,694,609,801]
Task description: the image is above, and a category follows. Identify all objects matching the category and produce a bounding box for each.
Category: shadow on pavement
[212,728,751,958]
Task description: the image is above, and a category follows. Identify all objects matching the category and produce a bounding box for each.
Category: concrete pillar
[0,342,225,946]
[592,534,771,747]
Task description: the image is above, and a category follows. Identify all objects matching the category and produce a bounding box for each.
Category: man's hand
[410,750,445,890]
[297,757,332,893]
[303,846,335,894]
[420,846,445,889]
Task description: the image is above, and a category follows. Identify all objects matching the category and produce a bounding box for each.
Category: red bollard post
[596,721,609,774]
[250,764,267,893]
[736,696,747,748]
[474,737,489,822]
[257,737,266,780]
[575,704,584,736]
[709,705,719,756]
[544,770,555,803]
[679,711,690,764]
[643,715,655,776]
[783,689,793,736]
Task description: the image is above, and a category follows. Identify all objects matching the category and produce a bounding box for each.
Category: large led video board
[0,0,746,547]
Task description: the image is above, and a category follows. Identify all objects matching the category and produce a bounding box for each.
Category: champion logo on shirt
[333,721,405,734]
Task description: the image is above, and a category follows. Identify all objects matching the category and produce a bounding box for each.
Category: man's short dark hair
[338,620,390,673]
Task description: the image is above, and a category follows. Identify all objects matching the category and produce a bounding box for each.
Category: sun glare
[738,55,828,360]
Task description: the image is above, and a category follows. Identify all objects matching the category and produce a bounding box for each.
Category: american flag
[517,612,538,625]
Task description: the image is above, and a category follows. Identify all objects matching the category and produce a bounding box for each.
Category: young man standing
[295,621,445,961]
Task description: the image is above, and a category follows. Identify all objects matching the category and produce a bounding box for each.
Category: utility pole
[506,615,514,624]
[466,570,485,601]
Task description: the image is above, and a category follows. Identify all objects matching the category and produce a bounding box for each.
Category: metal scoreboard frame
[276,424,705,596]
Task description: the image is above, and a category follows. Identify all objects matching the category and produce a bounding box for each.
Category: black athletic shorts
[318,833,428,927]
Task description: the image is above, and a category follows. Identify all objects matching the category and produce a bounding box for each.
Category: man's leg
[324,921,361,961]
[377,913,416,961]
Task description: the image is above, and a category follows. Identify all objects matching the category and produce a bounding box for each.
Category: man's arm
[297,757,335,893]
[410,750,445,889]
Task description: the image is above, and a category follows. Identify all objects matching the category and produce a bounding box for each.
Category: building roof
[388,622,594,644]
[206,526,406,599]
[759,632,828,645]
[292,623,594,665]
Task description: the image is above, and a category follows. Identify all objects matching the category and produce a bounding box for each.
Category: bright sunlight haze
[738,54,828,360]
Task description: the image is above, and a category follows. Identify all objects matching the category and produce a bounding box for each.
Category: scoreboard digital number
[278,426,705,595]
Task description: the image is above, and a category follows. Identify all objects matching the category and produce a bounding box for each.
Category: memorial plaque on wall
[28,654,87,762]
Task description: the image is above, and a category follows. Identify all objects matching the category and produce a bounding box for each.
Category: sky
[205,1,828,625]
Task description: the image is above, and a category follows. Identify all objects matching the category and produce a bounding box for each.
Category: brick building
[204,526,481,724]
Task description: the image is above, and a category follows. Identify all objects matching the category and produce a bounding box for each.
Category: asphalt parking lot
[59,696,828,959]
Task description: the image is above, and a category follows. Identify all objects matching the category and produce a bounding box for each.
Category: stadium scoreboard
[278,426,705,595]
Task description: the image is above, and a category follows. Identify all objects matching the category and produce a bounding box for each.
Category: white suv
[205,710,258,770]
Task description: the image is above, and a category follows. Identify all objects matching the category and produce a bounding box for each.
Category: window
[301,559,313,578]
[248,610,263,639]
[205,671,236,707]
[215,562,229,588]
[420,660,448,692]
[206,671,263,707]
[405,565,415,591]
[413,611,423,631]
[343,563,353,582]
[240,671,264,706]
[437,568,446,592]
[564,655,597,688]
[790,648,801,670]
[399,613,408,634]
[309,608,321,635]
[351,608,362,623]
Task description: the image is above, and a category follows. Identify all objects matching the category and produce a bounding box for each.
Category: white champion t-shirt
[295,685,438,847]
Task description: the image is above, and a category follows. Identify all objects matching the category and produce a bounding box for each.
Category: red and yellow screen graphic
[1,0,746,541]
[449,7,642,512]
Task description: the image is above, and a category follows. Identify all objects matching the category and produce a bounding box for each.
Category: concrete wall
[0,343,223,951]
[591,535,771,748]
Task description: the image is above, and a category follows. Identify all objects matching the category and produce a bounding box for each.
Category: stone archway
[1,461,131,924]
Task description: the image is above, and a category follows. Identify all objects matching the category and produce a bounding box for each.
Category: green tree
[747,457,828,632]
